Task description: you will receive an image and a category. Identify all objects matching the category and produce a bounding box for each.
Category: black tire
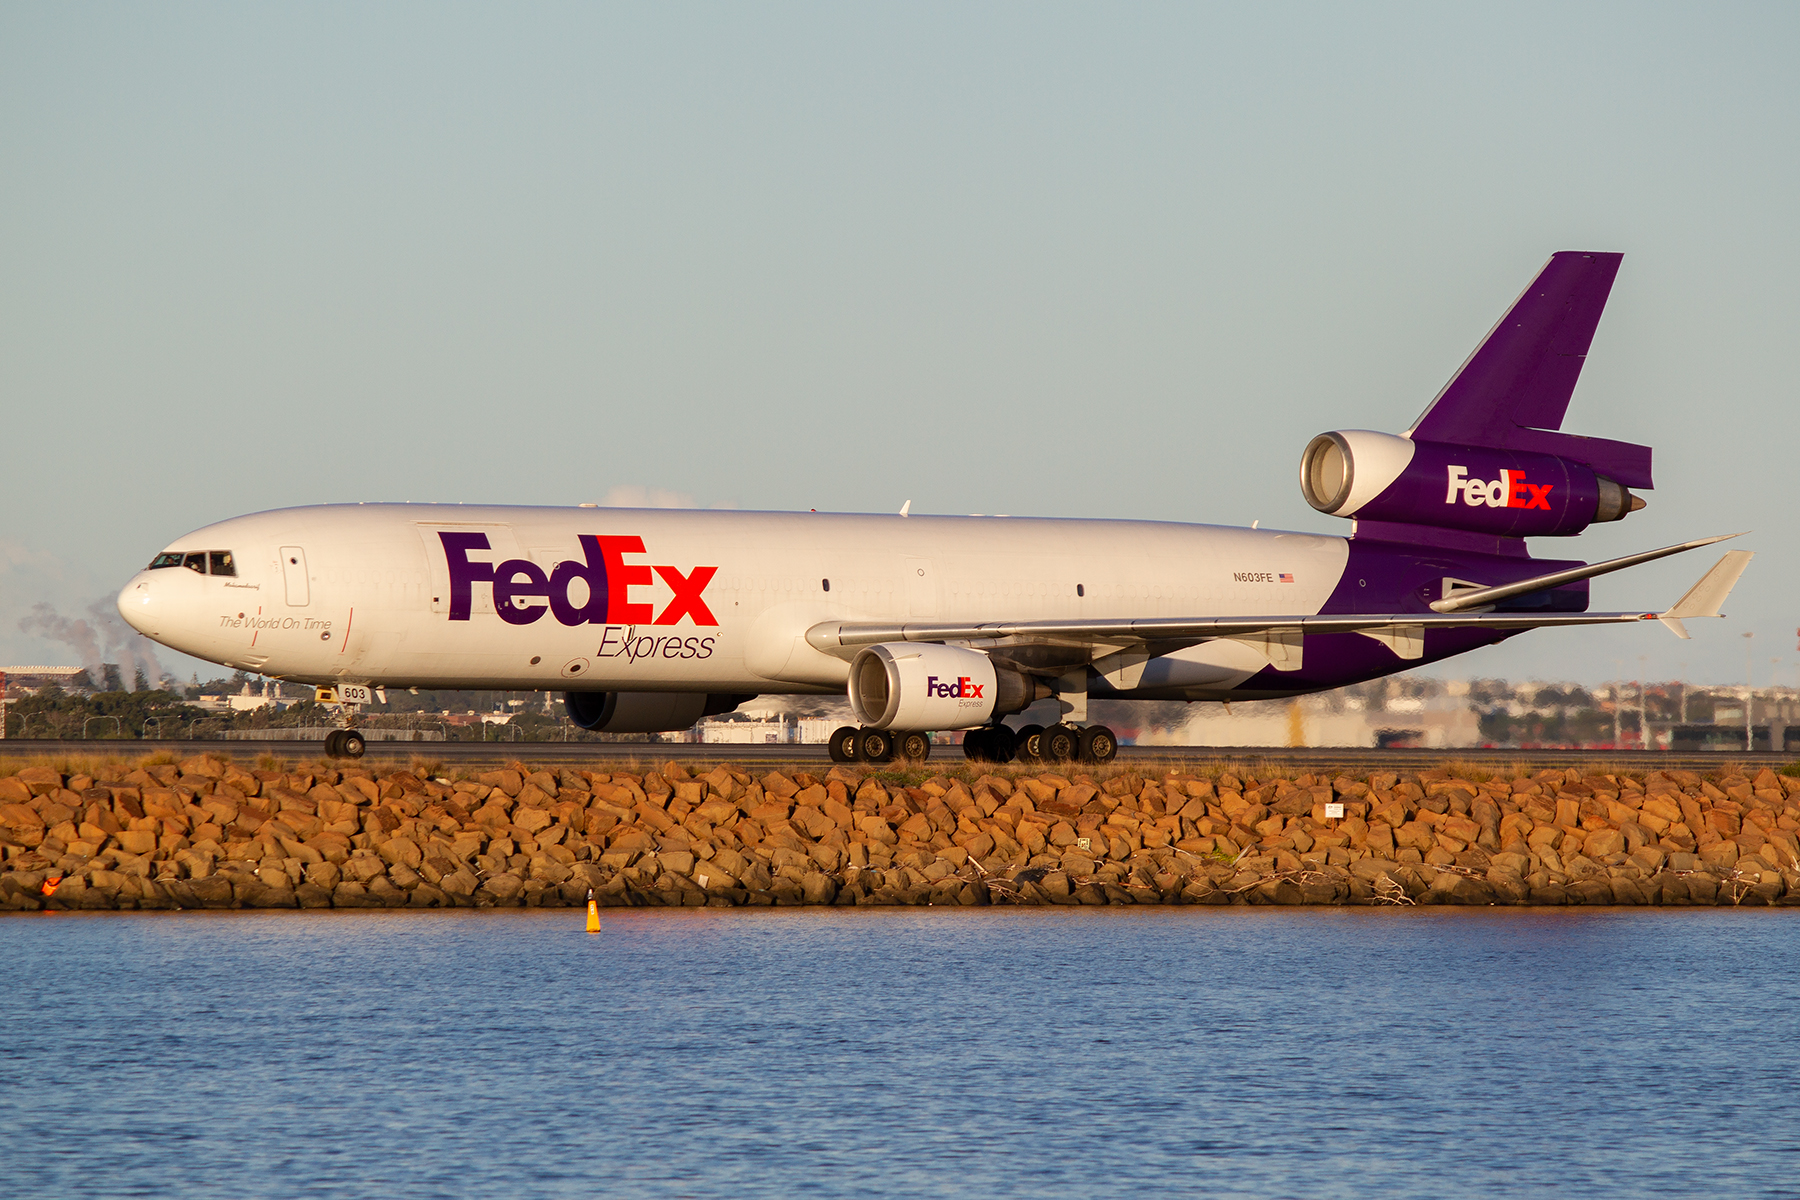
[829,725,861,762]
[1080,724,1118,764]
[1041,723,1080,763]
[1014,724,1044,764]
[962,728,990,762]
[341,730,366,758]
[324,729,344,757]
[986,725,1017,764]
[898,731,931,761]
[857,727,895,763]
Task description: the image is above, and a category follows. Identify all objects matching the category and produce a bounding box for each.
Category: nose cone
[118,572,159,637]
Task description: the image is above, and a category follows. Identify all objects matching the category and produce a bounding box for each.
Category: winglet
[1658,550,1754,639]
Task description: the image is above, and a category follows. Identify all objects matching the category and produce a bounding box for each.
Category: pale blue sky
[2,3,1795,688]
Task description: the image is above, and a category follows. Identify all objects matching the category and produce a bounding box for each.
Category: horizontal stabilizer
[1428,533,1745,613]
[1658,550,1754,639]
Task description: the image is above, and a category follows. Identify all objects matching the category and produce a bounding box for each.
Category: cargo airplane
[118,252,1750,762]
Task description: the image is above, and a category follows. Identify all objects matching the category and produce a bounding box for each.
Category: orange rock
[1583,829,1625,858]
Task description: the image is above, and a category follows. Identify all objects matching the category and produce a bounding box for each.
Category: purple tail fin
[1407,252,1651,489]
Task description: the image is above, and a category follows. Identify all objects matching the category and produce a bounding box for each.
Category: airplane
[117,251,1751,763]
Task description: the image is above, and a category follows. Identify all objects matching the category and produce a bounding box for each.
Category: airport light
[1743,631,1755,751]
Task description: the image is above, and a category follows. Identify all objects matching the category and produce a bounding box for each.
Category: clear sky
[2,3,1795,690]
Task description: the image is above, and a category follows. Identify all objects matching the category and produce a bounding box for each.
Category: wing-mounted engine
[848,643,1047,730]
[564,691,754,733]
[1300,430,1644,538]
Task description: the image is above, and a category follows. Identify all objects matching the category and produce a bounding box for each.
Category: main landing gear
[966,671,1117,764]
[964,722,1118,765]
[825,722,1117,765]
[828,727,932,763]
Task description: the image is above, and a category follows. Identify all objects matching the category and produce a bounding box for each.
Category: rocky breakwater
[1,757,1798,910]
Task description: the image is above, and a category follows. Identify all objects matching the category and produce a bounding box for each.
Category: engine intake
[848,643,1045,731]
[563,691,752,734]
[1300,430,1642,537]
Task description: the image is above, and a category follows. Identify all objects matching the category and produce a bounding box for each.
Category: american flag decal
[1278,573,1294,583]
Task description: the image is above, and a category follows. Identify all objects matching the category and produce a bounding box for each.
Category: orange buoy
[585,887,601,933]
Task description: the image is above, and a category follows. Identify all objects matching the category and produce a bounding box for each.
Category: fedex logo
[439,532,718,627]
[1445,466,1552,511]
[927,675,983,700]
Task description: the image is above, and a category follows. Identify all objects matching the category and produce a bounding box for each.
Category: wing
[805,546,1752,672]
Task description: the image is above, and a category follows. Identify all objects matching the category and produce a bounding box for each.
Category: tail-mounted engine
[848,643,1046,731]
[1300,430,1644,538]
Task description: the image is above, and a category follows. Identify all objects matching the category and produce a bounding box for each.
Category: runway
[0,737,1788,773]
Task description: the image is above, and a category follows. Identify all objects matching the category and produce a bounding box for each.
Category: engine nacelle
[1299,430,1642,537]
[563,691,752,734]
[848,643,1044,731]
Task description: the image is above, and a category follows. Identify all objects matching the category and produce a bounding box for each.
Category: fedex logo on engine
[438,532,717,627]
[1445,466,1553,510]
[927,675,983,701]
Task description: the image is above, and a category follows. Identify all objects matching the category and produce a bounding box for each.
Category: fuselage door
[905,557,937,617]
[280,546,310,606]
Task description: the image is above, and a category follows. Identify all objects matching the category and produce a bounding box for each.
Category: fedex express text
[1445,465,1553,510]
[439,532,719,628]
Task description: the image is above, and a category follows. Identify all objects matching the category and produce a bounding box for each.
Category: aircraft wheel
[897,731,931,761]
[1080,724,1118,764]
[1041,723,1080,763]
[323,730,344,757]
[829,725,861,762]
[340,730,366,758]
[986,724,1017,764]
[1014,724,1044,764]
[857,727,895,763]
[962,728,990,762]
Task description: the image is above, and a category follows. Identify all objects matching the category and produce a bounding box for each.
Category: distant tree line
[2,680,640,742]
[4,685,202,739]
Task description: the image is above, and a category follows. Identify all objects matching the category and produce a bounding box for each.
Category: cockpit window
[148,549,237,575]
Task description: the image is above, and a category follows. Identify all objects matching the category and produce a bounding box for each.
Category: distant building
[2,666,85,691]
[1136,688,1482,750]
[224,678,283,712]
[690,712,841,744]
[696,719,790,744]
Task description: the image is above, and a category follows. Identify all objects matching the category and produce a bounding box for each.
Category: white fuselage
[118,504,1353,698]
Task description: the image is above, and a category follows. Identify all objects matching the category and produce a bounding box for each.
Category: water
[3,909,1797,1199]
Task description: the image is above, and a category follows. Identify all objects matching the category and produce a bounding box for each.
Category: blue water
[3,909,1797,1199]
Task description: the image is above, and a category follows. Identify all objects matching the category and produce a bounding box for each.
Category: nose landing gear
[316,685,370,759]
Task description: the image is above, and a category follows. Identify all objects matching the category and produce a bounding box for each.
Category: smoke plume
[18,599,167,690]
